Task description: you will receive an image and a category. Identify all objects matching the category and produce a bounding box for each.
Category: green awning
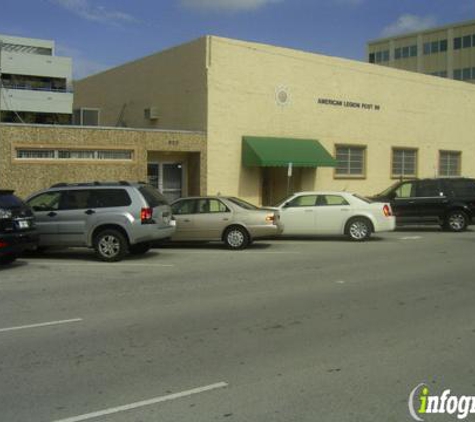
[242,136,336,168]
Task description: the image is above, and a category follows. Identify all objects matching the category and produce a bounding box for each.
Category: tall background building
[367,19,475,83]
[0,34,73,124]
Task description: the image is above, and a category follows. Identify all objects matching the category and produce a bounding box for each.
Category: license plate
[17,220,30,229]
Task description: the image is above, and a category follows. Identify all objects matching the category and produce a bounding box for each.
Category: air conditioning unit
[144,107,159,120]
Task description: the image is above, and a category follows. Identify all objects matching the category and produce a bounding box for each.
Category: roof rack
[50,181,133,188]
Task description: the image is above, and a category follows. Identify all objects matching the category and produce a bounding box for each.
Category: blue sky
[1,0,474,79]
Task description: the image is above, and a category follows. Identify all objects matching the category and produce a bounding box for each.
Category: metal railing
[0,83,73,93]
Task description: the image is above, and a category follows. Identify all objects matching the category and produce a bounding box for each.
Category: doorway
[147,162,183,202]
[261,167,303,206]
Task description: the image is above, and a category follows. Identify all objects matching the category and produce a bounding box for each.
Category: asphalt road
[1,229,475,422]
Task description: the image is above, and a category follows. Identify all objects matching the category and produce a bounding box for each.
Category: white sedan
[272,191,396,241]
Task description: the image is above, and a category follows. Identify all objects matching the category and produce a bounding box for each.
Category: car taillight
[140,207,153,223]
[383,204,392,217]
[265,213,275,223]
[0,240,8,248]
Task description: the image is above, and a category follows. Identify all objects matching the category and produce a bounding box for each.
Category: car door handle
[85,209,96,215]
[47,211,57,217]
[223,218,229,221]
[183,219,191,223]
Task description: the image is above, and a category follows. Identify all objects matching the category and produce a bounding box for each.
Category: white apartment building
[0,34,73,124]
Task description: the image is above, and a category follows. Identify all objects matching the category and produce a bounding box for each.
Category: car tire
[444,210,468,232]
[224,226,250,250]
[346,218,372,241]
[0,254,18,265]
[129,242,151,255]
[93,229,129,262]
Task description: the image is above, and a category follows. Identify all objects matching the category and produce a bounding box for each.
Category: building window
[463,35,472,48]
[454,37,462,50]
[454,68,474,81]
[410,45,417,57]
[429,70,447,78]
[424,39,448,55]
[424,42,430,56]
[16,148,133,161]
[392,148,417,178]
[16,149,56,159]
[439,151,461,177]
[395,48,401,60]
[369,50,390,64]
[402,46,410,58]
[335,145,366,177]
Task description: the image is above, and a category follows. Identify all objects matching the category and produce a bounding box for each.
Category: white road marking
[50,382,229,422]
[399,236,422,240]
[0,318,83,333]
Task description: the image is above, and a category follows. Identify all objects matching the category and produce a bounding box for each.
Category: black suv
[371,178,475,232]
[0,190,38,265]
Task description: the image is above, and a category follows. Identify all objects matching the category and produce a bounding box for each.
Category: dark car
[371,178,475,232]
[0,190,38,265]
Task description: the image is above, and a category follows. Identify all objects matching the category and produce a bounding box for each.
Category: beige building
[73,36,475,205]
[368,19,475,82]
[2,36,475,204]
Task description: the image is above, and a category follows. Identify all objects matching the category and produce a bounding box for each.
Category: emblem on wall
[275,86,291,107]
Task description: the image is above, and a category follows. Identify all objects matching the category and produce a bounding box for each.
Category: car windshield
[226,197,259,210]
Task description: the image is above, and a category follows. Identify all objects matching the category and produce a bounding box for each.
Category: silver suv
[26,182,175,262]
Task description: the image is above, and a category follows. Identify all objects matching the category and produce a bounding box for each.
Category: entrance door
[147,162,183,202]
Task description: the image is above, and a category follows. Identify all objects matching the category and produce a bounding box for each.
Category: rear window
[0,192,24,208]
[226,197,259,210]
[139,185,169,207]
[447,180,475,197]
[89,189,131,208]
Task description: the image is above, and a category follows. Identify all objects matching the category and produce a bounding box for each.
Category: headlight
[0,208,12,219]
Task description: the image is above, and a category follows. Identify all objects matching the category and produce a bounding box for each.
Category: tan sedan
[170,196,282,249]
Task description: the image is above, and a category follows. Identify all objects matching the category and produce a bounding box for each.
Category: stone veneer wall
[0,124,207,198]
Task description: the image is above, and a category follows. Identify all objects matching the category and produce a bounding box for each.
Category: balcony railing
[0,83,73,93]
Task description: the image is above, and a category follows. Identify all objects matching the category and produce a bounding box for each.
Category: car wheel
[0,254,18,265]
[129,242,151,255]
[444,210,468,232]
[224,226,250,250]
[94,229,129,262]
[347,218,372,241]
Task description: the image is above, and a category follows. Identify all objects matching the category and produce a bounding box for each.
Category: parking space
[1,229,475,421]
